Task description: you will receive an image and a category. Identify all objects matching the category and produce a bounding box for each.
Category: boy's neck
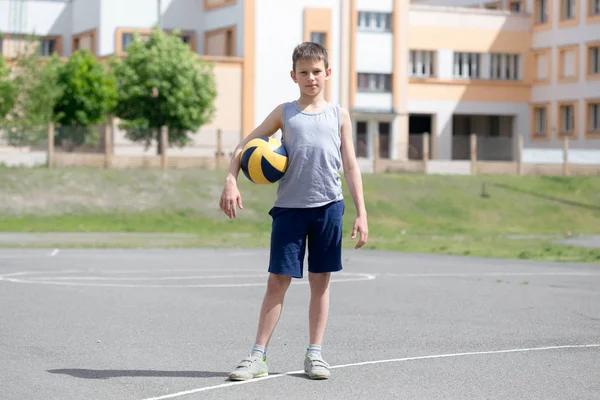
[296,93,327,109]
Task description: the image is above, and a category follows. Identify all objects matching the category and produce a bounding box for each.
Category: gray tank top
[273,101,344,208]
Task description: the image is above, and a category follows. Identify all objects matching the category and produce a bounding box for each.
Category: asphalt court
[1,248,599,400]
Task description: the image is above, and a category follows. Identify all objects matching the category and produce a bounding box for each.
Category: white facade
[253,0,343,128]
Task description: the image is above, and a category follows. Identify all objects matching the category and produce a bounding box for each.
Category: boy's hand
[351,214,368,249]
[219,179,243,219]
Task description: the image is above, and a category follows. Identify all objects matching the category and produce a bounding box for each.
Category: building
[1,0,599,169]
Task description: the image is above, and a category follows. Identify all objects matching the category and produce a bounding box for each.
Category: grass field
[1,167,599,263]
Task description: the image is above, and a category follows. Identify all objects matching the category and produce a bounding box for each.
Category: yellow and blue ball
[240,136,288,184]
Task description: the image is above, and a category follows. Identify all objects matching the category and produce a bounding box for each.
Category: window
[357,11,392,32]
[409,50,435,78]
[535,0,549,24]
[39,39,56,56]
[356,121,368,157]
[204,26,235,56]
[453,52,481,79]
[531,104,549,138]
[357,73,392,92]
[378,122,390,159]
[509,1,522,12]
[586,100,600,136]
[558,45,579,82]
[558,102,577,137]
[310,32,326,46]
[588,44,600,76]
[484,2,501,9]
[0,37,3,55]
[533,48,551,83]
[590,0,600,15]
[561,0,576,20]
[490,53,520,80]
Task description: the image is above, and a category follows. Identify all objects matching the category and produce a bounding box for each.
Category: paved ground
[1,248,599,400]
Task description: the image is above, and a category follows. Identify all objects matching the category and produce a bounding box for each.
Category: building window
[590,0,600,15]
[561,0,576,20]
[588,45,600,76]
[39,39,56,56]
[490,53,520,80]
[558,46,578,82]
[509,0,522,12]
[535,0,549,24]
[558,102,577,137]
[357,11,392,32]
[204,26,235,56]
[587,100,600,136]
[356,121,368,157]
[484,2,501,9]
[357,73,392,92]
[532,104,549,138]
[310,32,326,46]
[378,122,390,159]
[409,50,435,78]
[453,52,481,79]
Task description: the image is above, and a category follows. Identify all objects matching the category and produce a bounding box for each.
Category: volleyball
[240,136,288,184]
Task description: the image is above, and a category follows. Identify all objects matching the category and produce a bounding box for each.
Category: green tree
[0,53,16,120]
[111,27,217,154]
[4,37,62,147]
[53,49,117,148]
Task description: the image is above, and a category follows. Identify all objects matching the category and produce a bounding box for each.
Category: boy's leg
[229,207,307,381]
[303,200,345,379]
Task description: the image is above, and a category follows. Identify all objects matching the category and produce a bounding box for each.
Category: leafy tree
[0,53,15,120]
[111,27,217,154]
[3,37,63,147]
[53,49,117,148]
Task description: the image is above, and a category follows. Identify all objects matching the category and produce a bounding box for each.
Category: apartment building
[1,0,599,166]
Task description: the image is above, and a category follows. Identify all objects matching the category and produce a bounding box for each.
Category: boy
[219,41,368,381]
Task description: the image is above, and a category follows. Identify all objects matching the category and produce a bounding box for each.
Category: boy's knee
[308,272,331,290]
[267,273,292,293]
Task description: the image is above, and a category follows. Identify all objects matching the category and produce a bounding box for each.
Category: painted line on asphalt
[140,344,600,399]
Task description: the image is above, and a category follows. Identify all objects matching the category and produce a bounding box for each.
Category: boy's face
[291,58,330,97]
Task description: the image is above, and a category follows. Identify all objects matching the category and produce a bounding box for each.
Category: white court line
[376,272,600,278]
[50,249,59,257]
[0,271,376,288]
[140,344,600,400]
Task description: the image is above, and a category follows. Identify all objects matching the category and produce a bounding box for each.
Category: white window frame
[591,46,600,74]
[592,0,600,15]
[453,52,481,79]
[535,107,547,135]
[560,104,575,134]
[357,73,392,93]
[536,0,549,24]
[39,39,56,56]
[357,11,392,32]
[409,50,435,78]
[562,0,576,19]
[589,103,600,133]
[490,53,520,80]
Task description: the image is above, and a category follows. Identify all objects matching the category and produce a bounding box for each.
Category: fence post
[373,130,380,173]
[470,133,477,175]
[47,122,54,169]
[104,116,113,169]
[161,126,168,169]
[216,128,223,170]
[516,134,523,175]
[562,137,569,176]
[423,132,430,174]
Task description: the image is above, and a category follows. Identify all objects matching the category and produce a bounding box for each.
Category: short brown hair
[292,42,329,71]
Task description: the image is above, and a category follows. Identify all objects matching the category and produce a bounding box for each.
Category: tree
[3,37,63,147]
[111,27,217,154]
[53,49,117,148]
[0,54,15,120]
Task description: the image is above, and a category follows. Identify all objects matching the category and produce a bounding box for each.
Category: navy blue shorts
[268,200,345,279]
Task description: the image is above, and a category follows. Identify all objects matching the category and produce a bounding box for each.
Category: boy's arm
[219,104,284,219]
[339,107,368,249]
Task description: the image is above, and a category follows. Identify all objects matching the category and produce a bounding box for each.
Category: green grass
[1,167,599,263]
